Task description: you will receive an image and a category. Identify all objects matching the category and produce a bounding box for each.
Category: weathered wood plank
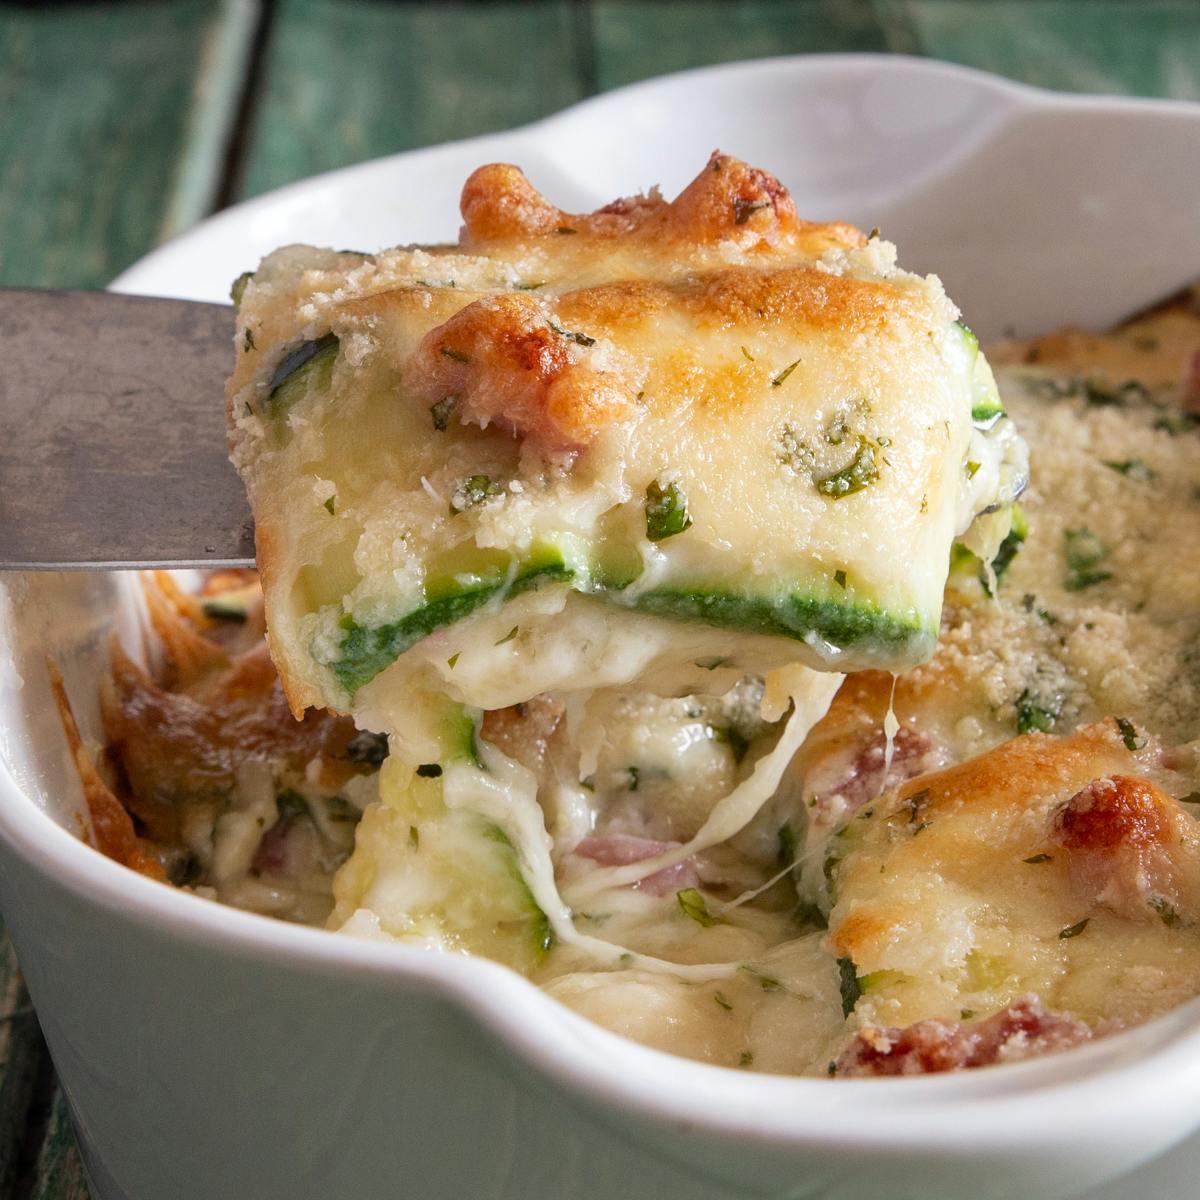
[0,0,257,289]
[879,0,1200,98]
[588,0,889,91]
[0,926,41,1197]
[238,0,584,199]
[29,1088,90,1200]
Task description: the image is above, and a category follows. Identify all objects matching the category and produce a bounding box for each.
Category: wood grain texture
[29,1090,90,1200]
[0,927,41,1197]
[238,0,585,198]
[588,0,891,90]
[884,0,1200,98]
[0,0,256,288]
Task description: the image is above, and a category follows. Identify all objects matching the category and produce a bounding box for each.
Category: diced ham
[574,834,699,896]
[811,726,934,819]
[836,996,1092,1077]
[1050,774,1183,923]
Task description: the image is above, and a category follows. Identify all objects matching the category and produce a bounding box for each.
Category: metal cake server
[0,288,254,570]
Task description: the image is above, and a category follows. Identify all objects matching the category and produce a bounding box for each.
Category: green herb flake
[447,652,461,669]
[555,226,578,235]
[1063,528,1113,591]
[694,656,731,671]
[495,625,519,646]
[677,888,720,927]
[1023,853,1053,864]
[415,763,443,779]
[1154,412,1200,436]
[449,474,502,514]
[408,825,420,849]
[430,395,458,431]
[965,460,981,479]
[515,280,545,291]
[1150,897,1180,927]
[815,439,879,499]
[323,495,336,516]
[713,991,733,1011]
[1058,918,1090,940]
[1103,458,1154,481]
[1015,689,1060,735]
[1115,717,1146,751]
[827,1061,838,1077]
[740,345,755,362]
[960,1009,976,1020]
[645,479,693,541]
[833,569,847,589]
[547,319,596,348]
[243,328,256,352]
[1179,792,1200,804]
[733,198,770,225]
[230,271,253,308]
[739,965,783,992]
[983,506,1028,594]
[440,346,470,364]
[837,957,861,1016]
[738,1051,755,1068]
[771,358,802,387]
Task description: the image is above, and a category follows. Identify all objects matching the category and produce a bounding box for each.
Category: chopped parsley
[837,957,861,1016]
[547,319,596,348]
[449,474,501,514]
[626,765,640,792]
[430,395,458,431]
[1150,897,1180,927]
[230,270,253,308]
[243,328,255,352]
[276,789,308,818]
[1015,688,1061,735]
[984,505,1028,594]
[740,345,755,362]
[771,358,802,387]
[495,625,519,646]
[1058,918,1090,940]
[677,888,720,927]
[739,965,783,992]
[1154,411,1200,436]
[1063,528,1113,591]
[713,991,733,1011]
[694,656,731,671]
[833,569,847,589]
[1023,853,1053,864]
[733,198,770,225]
[738,1051,755,1068]
[1115,717,1146,751]
[645,479,693,541]
[815,439,879,499]
[323,495,336,516]
[1103,458,1154,481]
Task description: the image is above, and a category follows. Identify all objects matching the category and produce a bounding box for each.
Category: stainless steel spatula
[0,288,253,569]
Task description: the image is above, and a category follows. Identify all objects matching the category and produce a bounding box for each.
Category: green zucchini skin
[625,585,931,662]
[268,332,340,415]
[331,559,575,694]
[328,565,931,696]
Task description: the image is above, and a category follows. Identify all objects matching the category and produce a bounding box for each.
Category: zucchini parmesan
[66,163,1200,1081]
[225,154,1021,723]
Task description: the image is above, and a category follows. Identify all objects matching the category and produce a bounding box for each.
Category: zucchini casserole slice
[221,154,1023,997]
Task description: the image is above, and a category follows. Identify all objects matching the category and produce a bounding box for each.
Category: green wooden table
[0,0,1196,1193]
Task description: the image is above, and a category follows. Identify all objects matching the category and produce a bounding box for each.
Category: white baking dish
[4,54,1200,1200]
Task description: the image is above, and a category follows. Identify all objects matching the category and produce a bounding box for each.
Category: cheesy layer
[226,155,1019,723]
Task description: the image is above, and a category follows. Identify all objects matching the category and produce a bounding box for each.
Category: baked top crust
[226,154,1019,720]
